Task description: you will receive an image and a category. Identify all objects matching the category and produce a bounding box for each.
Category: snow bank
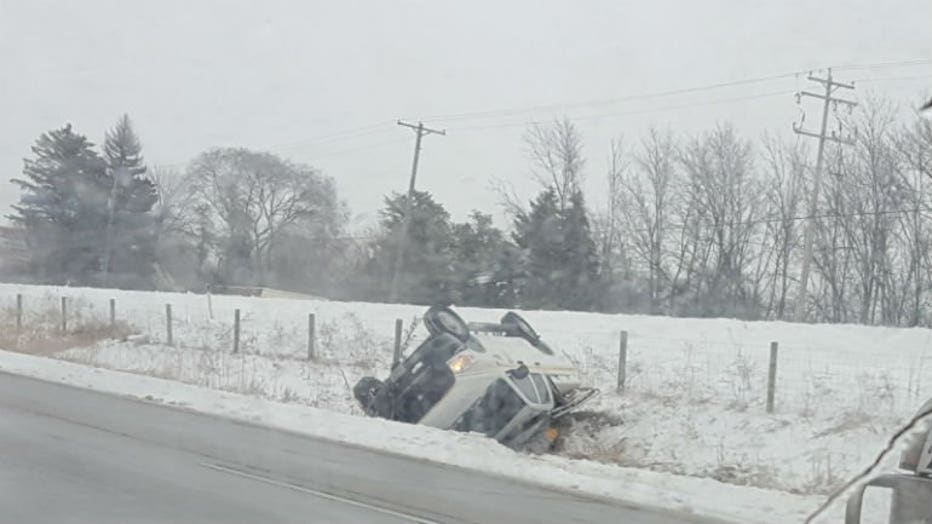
[0,348,824,524]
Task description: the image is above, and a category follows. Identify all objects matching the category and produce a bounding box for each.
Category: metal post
[392,318,404,368]
[233,309,241,354]
[617,330,628,393]
[16,294,22,332]
[307,313,316,361]
[767,341,779,413]
[60,296,67,332]
[109,298,116,328]
[165,304,173,346]
[206,284,214,320]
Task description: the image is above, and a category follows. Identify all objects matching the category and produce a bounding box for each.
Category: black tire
[502,311,539,341]
[502,312,553,355]
[424,306,470,342]
[353,376,385,415]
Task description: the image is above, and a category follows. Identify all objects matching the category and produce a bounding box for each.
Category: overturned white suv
[353,306,598,451]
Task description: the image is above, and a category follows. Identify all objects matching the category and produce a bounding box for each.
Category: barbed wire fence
[4,289,932,420]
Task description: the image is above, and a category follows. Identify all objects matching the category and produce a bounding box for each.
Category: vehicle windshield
[453,379,528,437]
[510,373,552,406]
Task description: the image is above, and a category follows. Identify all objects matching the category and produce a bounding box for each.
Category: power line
[307,137,411,159]
[833,58,932,72]
[151,136,408,171]
[453,89,794,132]
[265,122,396,152]
[419,59,932,125]
[420,73,800,124]
[445,72,927,134]
[149,59,930,170]
[855,73,932,84]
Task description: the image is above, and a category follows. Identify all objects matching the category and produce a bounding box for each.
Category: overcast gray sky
[1,0,930,230]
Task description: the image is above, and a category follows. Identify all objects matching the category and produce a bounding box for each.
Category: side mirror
[845,474,932,524]
[508,363,530,380]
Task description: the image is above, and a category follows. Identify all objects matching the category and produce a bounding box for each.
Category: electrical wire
[304,137,411,160]
[150,58,932,170]
[453,90,794,132]
[264,123,397,152]
[834,58,932,72]
[421,59,932,125]
[855,73,932,84]
[421,74,800,124]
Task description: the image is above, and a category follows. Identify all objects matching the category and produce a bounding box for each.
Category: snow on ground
[0,348,825,524]
[2,282,931,520]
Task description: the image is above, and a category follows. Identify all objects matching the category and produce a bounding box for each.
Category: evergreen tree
[513,189,562,308]
[559,191,602,309]
[512,187,602,310]
[369,190,455,304]
[101,114,158,286]
[9,124,109,283]
[450,211,514,306]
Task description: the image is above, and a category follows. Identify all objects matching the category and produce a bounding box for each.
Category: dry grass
[0,324,131,355]
[0,302,133,355]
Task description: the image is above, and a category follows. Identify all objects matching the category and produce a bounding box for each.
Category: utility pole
[792,68,856,322]
[389,120,446,303]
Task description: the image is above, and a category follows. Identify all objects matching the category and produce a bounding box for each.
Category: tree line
[5,98,932,326]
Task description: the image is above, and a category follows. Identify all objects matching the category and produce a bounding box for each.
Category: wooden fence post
[307,313,316,360]
[16,294,22,332]
[233,309,241,354]
[206,284,214,320]
[392,318,403,368]
[109,298,116,329]
[767,341,779,413]
[617,330,628,393]
[60,296,67,332]
[165,304,173,346]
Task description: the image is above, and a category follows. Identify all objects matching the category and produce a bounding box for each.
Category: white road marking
[200,462,441,524]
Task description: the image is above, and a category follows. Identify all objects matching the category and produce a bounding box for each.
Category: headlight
[447,354,474,374]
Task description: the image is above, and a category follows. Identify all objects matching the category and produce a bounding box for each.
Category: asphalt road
[0,371,730,524]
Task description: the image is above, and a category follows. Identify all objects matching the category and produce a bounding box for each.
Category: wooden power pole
[389,120,445,303]
[793,68,856,322]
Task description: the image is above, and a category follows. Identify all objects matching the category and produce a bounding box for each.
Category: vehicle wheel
[502,312,553,355]
[353,376,385,415]
[424,306,470,342]
[501,312,538,340]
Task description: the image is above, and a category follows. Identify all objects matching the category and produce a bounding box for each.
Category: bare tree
[619,128,677,313]
[524,117,585,211]
[186,148,340,285]
[592,137,627,280]
[150,166,196,238]
[759,135,807,319]
[824,98,907,324]
[811,145,854,323]
[678,124,763,317]
[897,115,932,324]
[488,176,527,219]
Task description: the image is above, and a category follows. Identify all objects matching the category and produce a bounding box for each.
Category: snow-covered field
[2,282,931,522]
